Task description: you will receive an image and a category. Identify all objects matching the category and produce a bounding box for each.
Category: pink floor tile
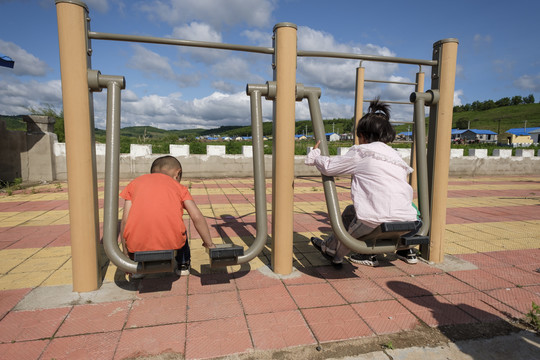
[449,269,515,291]
[374,277,428,298]
[302,305,373,342]
[486,287,540,317]
[443,292,517,322]
[115,323,186,359]
[0,288,31,319]
[483,266,540,287]
[188,272,236,294]
[137,275,188,298]
[0,307,70,342]
[56,301,130,337]
[0,339,49,360]
[315,263,361,281]
[43,331,120,360]
[455,253,511,269]
[187,290,243,322]
[239,284,297,315]
[391,258,444,276]
[287,283,346,308]
[398,295,477,327]
[247,310,315,350]
[186,316,252,359]
[126,295,187,328]
[331,278,394,303]
[352,262,408,279]
[414,273,476,295]
[352,300,420,335]
[233,270,283,290]
[282,268,327,286]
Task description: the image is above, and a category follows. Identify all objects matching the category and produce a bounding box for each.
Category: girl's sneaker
[396,249,418,264]
[349,254,379,267]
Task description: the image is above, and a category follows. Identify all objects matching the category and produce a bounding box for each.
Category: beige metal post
[409,70,424,190]
[56,0,101,291]
[427,39,458,263]
[353,64,365,145]
[271,23,297,274]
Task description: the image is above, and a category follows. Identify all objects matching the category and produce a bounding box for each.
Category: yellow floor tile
[10,256,68,274]
[0,272,50,290]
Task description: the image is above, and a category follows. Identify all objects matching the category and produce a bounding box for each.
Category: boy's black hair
[151,155,182,174]
[356,97,395,144]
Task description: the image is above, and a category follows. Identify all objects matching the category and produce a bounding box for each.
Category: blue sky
[1,0,539,130]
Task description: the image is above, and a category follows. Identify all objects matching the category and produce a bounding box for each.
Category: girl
[306,98,418,267]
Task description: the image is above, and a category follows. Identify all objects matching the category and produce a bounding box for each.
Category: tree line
[453,94,536,112]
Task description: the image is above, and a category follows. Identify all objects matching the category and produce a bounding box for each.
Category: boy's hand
[313,140,321,149]
[203,242,216,249]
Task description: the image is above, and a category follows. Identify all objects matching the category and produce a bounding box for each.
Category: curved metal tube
[91,70,170,274]
[410,90,438,236]
[235,84,270,263]
[304,86,396,254]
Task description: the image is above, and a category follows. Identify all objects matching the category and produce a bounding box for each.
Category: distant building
[451,129,497,143]
[398,131,413,141]
[506,127,540,145]
[295,134,307,140]
[325,132,340,142]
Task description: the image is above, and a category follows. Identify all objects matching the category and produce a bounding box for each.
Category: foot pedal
[209,244,244,267]
[400,235,429,246]
[133,250,176,273]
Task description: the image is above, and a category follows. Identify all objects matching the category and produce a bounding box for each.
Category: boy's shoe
[310,237,334,262]
[349,254,379,267]
[396,249,418,264]
[175,264,190,276]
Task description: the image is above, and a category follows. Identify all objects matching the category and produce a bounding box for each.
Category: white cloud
[0,39,50,76]
[295,26,399,100]
[211,80,237,94]
[241,29,272,47]
[514,73,540,92]
[138,0,275,29]
[85,0,109,12]
[0,79,62,114]
[127,44,201,87]
[171,22,223,64]
[453,89,464,106]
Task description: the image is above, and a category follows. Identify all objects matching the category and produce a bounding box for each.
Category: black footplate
[134,250,175,262]
[400,235,430,246]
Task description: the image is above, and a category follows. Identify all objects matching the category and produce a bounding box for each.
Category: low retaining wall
[52,142,540,180]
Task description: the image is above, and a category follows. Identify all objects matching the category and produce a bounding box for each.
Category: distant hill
[3,103,539,138]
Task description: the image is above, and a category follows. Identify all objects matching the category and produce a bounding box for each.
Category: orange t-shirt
[120,173,193,252]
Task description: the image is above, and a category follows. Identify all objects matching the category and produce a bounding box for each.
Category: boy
[120,155,215,277]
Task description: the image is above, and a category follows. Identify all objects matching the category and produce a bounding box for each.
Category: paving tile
[352,261,409,279]
[398,295,477,327]
[281,267,327,285]
[314,263,361,281]
[43,331,120,360]
[0,307,70,342]
[0,287,31,319]
[486,287,540,317]
[56,301,131,336]
[302,305,373,342]
[126,295,187,328]
[374,276,428,298]
[331,278,394,303]
[187,272,236,294]
[443,292,517,322]
[187,290,243,321]
[449,269,515,291]
[233,270,283,290]
[287,282,346,308]
[239,284,297,315]
[483,266,540,287]
[247,310,315,350]
[114,323,186,359]
[414,273,476,295]
[455,252,511,269]
[352,300,420,335]
[0,339,49,360]
[137,274,187,298]
[390,258,444,276]
[186,316,252,359]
